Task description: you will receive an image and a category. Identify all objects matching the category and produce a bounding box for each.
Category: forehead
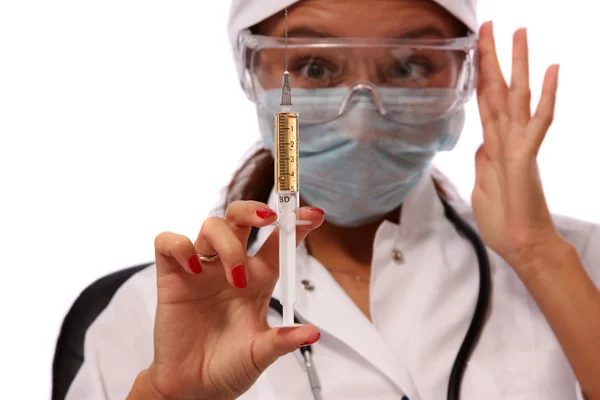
[257,0,466,38]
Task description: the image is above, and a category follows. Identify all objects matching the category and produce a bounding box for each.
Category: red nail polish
[309,207,325,215]
[301,332,321,346]
[232,264,247,288]
[188,255,202,274]
[256,207,277,219]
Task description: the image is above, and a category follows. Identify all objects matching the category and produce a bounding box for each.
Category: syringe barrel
[276,191,299,231]
[274,110,299,327]
[278,191,298,326]
[274,112,299,194]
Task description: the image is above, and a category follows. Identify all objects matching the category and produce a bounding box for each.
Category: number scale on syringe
[275,112,299,193]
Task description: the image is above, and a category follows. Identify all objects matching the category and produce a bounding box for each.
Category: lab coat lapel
[287,253,423,400]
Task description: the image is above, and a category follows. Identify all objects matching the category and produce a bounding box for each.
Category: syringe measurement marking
[276,113,298,192]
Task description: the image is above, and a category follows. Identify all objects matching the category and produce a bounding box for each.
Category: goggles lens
[241,34,477,124]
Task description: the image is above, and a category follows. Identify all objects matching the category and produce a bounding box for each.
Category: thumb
[252,325,321,372]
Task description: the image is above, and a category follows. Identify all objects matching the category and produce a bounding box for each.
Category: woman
[66,0,600,399]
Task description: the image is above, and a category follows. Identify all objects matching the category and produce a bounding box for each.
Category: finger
[478,21,508,93]
[527,64,559,153]
[196,216,249,288]
[252,325,321,373]
[508,28,531,125]
[255,207,325,268]
[224,201,278,248]
[477,21,508,122]
[154,231,200,277]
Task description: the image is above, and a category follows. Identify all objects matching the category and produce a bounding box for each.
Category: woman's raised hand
[472,21,562,281]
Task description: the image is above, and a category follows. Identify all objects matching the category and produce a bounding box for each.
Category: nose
[338,82,386,116]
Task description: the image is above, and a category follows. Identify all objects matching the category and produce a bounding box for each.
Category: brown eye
[301,61,331,80]
[395,62,415,79]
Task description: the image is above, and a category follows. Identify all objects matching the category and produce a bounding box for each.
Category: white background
[0,0,597,398]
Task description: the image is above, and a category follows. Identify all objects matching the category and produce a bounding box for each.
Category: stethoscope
[268,197,492,400]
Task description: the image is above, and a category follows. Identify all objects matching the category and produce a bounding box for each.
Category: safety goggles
[237,30,478,125]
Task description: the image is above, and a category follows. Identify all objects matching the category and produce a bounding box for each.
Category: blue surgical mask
[257,87,465,227]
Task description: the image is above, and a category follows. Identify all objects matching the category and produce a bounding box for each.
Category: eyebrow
[283,26,448,39]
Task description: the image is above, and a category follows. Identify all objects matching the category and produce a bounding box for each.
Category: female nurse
[66,0,600,399]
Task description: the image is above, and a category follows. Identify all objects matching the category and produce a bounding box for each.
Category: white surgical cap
[227,0,478,53]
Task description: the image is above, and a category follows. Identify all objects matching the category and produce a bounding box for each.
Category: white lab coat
[66,168,599,400]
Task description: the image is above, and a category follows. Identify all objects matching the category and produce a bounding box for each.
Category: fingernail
[232,264,247,288]
[256,207,277,219]
[301,332,321,346]
[309,207,325,215]
[188,255,202,274]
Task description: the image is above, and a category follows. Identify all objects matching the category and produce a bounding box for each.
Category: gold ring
[197,253,220,263]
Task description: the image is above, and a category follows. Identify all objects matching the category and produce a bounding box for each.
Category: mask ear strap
[338,82,387,116]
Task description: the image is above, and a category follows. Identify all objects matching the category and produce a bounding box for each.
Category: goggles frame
[237,29,479,102]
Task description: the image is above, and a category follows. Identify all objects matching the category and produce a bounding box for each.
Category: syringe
[274,8,307,326]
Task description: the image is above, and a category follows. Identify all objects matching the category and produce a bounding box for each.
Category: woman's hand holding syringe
[126,202,323,400]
